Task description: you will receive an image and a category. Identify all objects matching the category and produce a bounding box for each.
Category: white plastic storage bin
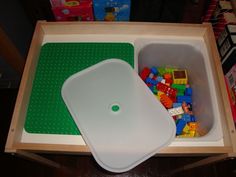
[135,38,223,142]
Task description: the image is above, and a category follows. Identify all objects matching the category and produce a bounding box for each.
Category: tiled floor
[1,89,236,177]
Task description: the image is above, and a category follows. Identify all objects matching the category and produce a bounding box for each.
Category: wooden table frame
[5,21,236,174]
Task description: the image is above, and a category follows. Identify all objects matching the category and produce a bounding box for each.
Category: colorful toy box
[50,0,94,21]
[225,64,236,123]
[93,0,131,21]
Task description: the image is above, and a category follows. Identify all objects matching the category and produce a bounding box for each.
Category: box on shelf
[217,24,236,47]
[50,0,94,21]
[203,0,236,39]
[213,12,236,39]
[225,64,236,122]
[217,24,236,59]
[217,25,236,74]
[93,0,131,21]
[218,23,236,123]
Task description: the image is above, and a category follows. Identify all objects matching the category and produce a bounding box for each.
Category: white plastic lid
[61,59,176,173]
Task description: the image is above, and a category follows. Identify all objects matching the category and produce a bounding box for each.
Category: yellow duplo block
[176,134,192,138]
[157,91,164,99]
[172,70,188,84]
[189,130,196,137]
[155,94,160,101]
[182,124,190,134]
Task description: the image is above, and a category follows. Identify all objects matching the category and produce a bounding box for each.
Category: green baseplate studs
[25,43,134,135]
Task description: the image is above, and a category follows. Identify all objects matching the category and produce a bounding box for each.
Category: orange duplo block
[160,94,173,108]
[188,122,197,131]
[164,73,172,79]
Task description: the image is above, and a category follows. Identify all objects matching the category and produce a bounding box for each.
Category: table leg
[15,150,61,168]
[170,153,229,175]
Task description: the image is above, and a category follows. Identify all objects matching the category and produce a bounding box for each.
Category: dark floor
[1,89,236,177]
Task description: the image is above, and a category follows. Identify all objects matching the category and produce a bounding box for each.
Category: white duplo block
[168,106,184,116]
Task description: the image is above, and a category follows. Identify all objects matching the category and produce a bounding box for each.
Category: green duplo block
[158,67,176,76]
[153,86,157,95]
[177,92,185,96]
[172,84,186,91]
[157,67,166,76]
[172,84,186,96]
[165,67,176,74]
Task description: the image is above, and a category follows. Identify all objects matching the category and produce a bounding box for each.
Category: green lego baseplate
[25,43,134,135]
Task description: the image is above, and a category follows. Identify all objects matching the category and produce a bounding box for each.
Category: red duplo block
[146,83,152,87]
[157,83,177,97]
[165,78,173,85]
[160,94,173,109]
[172,116,177,121]
[157,82,168,92]
[157,82,177,102]
[140,67,151,80]
[169,95,176,103]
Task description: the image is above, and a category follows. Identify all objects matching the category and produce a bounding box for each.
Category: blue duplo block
[149,73,154,79]
[177,96,192,104]
[190,115,196,122]
[149,85,154,92]
[145,77,152,84]
[173,103,182,108]
[176,119,186,135]
[150,67,158,75]
[150,79,158,85]
[157,76,163,82]
[181,114,191,122]
[185,87,192,96]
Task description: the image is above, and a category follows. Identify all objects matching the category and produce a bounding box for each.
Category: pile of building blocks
[140,66,199,138]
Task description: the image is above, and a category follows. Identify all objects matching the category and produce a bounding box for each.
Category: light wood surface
[204,24,235,146]
[40,21,207,37]
[5,22,44,152]
[5,21,236,156]
[16,150,61,168]
[10,142,232,155]
[203,23,236,151]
